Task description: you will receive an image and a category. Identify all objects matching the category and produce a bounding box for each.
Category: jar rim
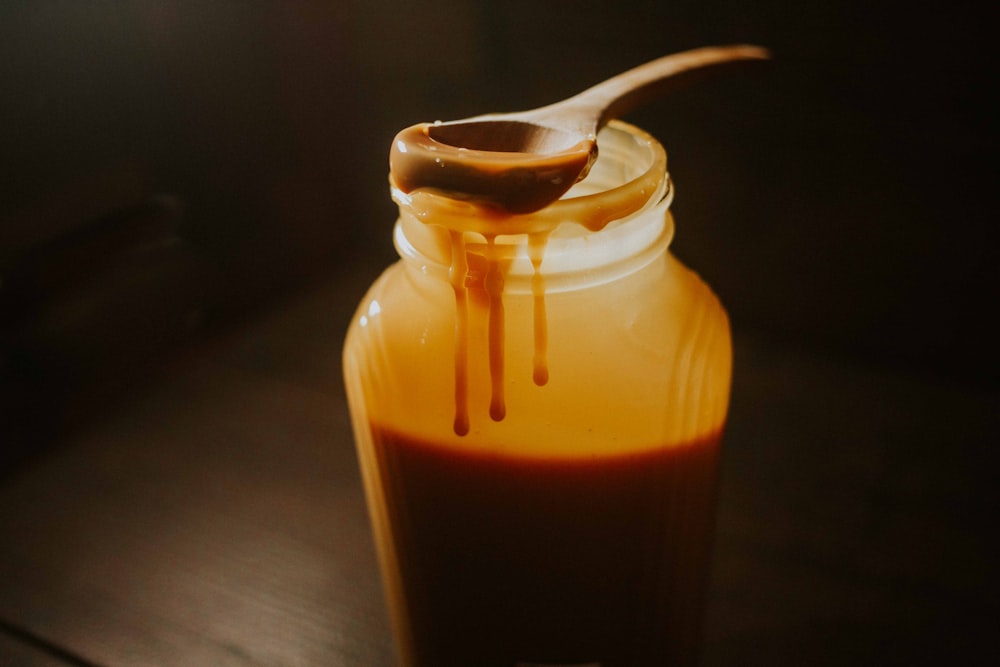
[393,120,674,292]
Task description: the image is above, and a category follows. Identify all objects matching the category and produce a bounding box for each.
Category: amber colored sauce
[370,427,723,667]
[439,198,654,434]
[390,122,597,214]
[484,235,506,422]
[396,123,666,435]
[448,228,556,434]
[528,231,550,387]
[395,121,594,431]
[448,229,471,436]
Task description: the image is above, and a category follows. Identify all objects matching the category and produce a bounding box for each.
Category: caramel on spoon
[390,44,769,214]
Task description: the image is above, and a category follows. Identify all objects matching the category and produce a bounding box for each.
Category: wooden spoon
[390,44,769,214]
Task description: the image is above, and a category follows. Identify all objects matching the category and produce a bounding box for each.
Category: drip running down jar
[343,120,733,667]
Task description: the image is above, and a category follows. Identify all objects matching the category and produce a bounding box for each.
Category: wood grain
[0,274,394,667]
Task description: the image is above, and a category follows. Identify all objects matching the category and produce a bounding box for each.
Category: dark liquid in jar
[370,426,723,667]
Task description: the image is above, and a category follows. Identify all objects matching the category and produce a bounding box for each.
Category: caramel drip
[528,232,549,386]
[427,170,655,433]
[449,230,549,433]
[484,235,506,422]
[449,230,470,436]
[402,122,665,434]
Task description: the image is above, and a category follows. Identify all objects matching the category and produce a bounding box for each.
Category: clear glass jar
[343,120,732,667]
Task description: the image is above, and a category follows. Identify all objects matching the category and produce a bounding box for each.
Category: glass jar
[343,120,732,667]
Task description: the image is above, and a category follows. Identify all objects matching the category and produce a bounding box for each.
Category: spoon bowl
[427,120,584,154]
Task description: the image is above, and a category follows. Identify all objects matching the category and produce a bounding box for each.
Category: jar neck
[392,120,674,293]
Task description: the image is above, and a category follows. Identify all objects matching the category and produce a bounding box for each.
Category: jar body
[343,122,732,667]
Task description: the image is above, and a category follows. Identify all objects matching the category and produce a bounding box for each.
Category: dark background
[0,0,998,396]
[0,0,996,663]
[2,1,996,403]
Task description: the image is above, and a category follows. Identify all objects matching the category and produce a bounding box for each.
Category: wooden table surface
[0,265,996,666]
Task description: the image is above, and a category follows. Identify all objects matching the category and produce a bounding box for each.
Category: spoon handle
[540,45,770,136]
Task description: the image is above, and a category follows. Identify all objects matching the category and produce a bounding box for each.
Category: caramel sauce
[390,122,597,215]
[528,231,550,387]
[392,127,665,435]
[483,234,506,422]
[447,229,470,436]
[370,425,723,666]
